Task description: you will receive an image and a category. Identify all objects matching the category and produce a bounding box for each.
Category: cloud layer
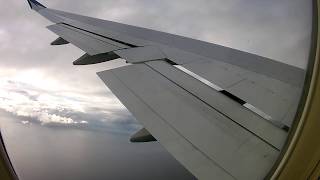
[0,69,139,133]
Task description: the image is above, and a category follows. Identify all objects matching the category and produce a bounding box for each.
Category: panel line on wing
[145,62,283,151]
[61,23,137,48]
[175,65,224,91]
[244,103,272,120]
[58,23,125,49]
[173,65,287,130]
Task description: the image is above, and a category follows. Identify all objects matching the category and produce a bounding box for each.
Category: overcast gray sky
[0,0,313,179]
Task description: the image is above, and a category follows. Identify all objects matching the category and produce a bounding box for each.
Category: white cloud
[38,112,74,124]
[21,121,30,125]
[0,68,128,127]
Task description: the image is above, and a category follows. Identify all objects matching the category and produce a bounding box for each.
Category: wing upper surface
[98,62,281,180]
[31,3,305,87]
[182,60,302,128]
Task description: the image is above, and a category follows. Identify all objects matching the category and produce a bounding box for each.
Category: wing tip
[27,0,46,11]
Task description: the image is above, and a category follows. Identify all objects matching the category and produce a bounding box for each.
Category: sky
[0,0,313,179]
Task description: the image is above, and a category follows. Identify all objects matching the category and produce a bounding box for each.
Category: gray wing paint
[27,1,305,179]
[97,62,280,180]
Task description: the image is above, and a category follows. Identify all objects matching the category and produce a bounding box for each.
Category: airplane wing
[26,1,305,179]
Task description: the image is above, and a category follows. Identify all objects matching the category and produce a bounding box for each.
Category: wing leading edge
[27,1,305,179]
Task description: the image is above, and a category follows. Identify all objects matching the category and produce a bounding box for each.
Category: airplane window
[0,0,314,179]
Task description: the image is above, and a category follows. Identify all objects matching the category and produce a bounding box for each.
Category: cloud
[0,83,78,125]
[21,120,30,125]
[0,69,139,133]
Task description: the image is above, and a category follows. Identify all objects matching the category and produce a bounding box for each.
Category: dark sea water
[0,111,195,180]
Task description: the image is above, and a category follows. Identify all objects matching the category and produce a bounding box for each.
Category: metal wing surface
[27,0,305,179]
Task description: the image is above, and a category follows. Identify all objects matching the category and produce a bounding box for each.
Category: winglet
[27,0,46,11]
